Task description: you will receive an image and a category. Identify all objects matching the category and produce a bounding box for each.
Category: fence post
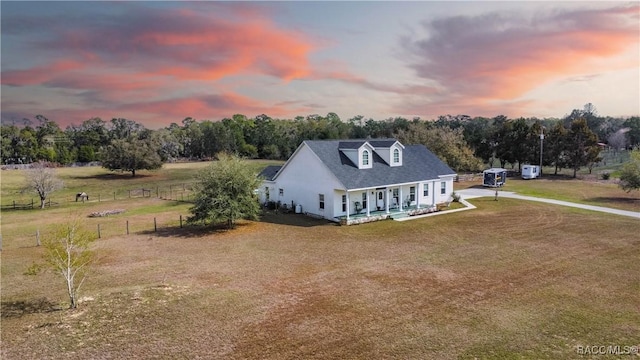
[13,200,16,209]
[36,229,41,246]
[97,224,101,239]
[113,192,116,200]
[31,199,34,209]
[154,217,157,232]
[180,215,183,228]
[126,220,129,235]
[156,186,159,197]
[128,190,131,198]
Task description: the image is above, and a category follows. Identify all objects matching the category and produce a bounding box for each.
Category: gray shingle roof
[258,165,282,181]
[338,141,366,149]
[368,139,399,148]
[303,139,456,190]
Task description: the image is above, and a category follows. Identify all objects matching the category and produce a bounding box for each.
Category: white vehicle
[521,165,540,179]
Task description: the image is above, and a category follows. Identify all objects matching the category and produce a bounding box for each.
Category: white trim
[346,178,445,192]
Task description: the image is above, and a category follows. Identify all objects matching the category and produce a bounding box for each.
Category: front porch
[337,204,438,225]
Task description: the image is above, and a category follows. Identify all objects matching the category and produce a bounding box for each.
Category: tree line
[2,104,639,177]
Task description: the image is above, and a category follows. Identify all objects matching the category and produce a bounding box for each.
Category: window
[362,192,367,209]
[423,183,429,197]
[440,182,446,195]
[393,148,400,163]
[342,195,347,212]
[362,150,369,166]
[279,188,284,196]
[392,188,399,206]
[265,187,270,201]
[409,186,416,202]
[319,194,325,209]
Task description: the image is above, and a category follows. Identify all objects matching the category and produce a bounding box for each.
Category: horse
[75,192,89,202]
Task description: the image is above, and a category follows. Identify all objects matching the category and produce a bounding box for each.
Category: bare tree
[24,162,63,209]
[42,219,96,309]
[607,128,629,153]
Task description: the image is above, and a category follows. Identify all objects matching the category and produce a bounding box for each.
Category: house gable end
[275,141,346,189]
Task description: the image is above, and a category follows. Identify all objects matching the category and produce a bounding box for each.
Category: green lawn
[1,162,638,359]
[455,177,639,213]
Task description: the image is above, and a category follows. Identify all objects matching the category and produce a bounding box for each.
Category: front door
[376,190,385,210]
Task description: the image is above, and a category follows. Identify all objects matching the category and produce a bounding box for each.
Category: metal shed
[483,168,507,187]
[521,165,540,179]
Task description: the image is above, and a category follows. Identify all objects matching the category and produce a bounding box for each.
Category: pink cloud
[1,3,319,127]
[1,60,85,86]
[39,6,316,83]
[400,4,640,117]
[118,92,304,124]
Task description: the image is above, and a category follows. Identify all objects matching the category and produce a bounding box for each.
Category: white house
[258,139,457,224]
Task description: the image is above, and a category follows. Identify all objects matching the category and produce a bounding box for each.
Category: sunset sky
[1,1,639,129]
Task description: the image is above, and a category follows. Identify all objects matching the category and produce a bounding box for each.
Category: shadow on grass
[259,211,334,228]
[139,212,331,238]
[1,298,64,319]
[139,221,251,238]
[69,173,154,180]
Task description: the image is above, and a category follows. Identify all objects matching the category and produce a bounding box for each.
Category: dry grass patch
[2,196,639,359]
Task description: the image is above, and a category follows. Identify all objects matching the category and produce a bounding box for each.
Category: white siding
[257,181,276,204]
[435,176,456,204]
[271,144,344,220]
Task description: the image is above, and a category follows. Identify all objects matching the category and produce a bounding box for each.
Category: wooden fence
[2,183,197,211]
[92,215,188,239]
[0,199,58,210]
[0,215,190,250]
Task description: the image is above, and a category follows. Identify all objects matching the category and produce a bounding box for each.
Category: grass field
[2,162,639,359]
[455,176,639,213]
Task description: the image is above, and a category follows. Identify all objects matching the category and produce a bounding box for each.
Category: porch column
[346,191,350,221]
[416,182,421,209]
[385,190,390,213]
[399,187,403,211]
[366,190,370,216]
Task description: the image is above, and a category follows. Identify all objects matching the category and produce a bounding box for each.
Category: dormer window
[393,148,400,164]
[358,143,374,169]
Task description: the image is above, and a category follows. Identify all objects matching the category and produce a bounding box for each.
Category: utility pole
[539,129,545,176]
